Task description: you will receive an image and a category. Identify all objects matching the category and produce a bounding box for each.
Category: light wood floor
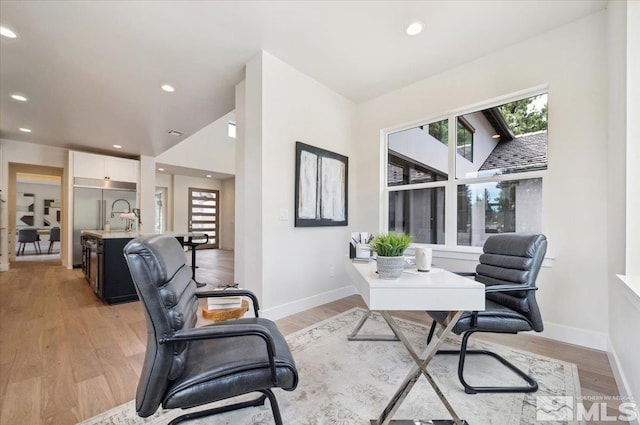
[0,250,626,424]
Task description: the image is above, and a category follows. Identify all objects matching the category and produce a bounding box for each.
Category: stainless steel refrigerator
[72,178,137,267]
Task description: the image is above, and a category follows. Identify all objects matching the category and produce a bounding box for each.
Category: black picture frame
[294,142,348,227]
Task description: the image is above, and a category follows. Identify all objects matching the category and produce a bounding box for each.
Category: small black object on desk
[183,233,209,288]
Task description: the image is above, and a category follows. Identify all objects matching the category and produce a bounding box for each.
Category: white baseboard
[261,285,358,321]
[535,321,608,351]
[607,338,640,425]
[0,262,8,272]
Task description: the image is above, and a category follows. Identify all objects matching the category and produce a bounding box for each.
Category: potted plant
[369,232,412,279]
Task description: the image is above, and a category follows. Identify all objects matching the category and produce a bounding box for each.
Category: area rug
[79,308,581,425]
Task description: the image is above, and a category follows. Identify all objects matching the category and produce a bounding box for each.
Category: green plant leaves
[369,232,412,257]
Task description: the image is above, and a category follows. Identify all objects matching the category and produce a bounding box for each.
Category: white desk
[346,260,485,425]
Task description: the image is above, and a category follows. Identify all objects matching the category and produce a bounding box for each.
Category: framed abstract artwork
[295,142,348,227]
[16,192,35,226]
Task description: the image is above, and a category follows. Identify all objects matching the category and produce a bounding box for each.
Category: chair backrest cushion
[476,233,547,331]
[18,228,38,242]
[49,227,60,241]
[124,235,198,417]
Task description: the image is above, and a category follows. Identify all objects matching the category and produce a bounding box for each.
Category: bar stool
[183,233,209,288]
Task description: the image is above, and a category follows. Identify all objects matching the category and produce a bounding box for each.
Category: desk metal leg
[371,311,466,425]
[347,309,400,342]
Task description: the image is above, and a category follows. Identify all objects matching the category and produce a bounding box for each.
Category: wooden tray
[202,298,249,321]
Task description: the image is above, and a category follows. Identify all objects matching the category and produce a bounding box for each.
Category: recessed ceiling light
[161,84,175,92]
[113,144,122,149]
[19,127,31,133]
[491,134,501,139]
[11,94,28,102]
[158,168,165,171]
[206,175,212,178]
[0,26,17,39]
[405,21,424,36]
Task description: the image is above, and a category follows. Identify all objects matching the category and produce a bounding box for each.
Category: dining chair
[17,228,41,255]
[48,227,61,254]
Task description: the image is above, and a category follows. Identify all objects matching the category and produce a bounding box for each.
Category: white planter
[376,256,405,279]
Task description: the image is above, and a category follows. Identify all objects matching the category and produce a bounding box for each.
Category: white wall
[156,173,173,231]
[220,178,235,250]
[155,111,236,175]
[0,139,68,269]
[625,0,640,287]
[138,155,156,233]
[353,12,610,349]
[261,52,356,312]
[234,81,246,286]
[237,51,356,316]
[607,0,640,414]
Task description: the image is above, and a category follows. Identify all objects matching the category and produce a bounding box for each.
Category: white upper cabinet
[106,156,139,182]
[73,152,139,183]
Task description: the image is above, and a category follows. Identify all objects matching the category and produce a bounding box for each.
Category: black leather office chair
[427,233,547,394]
[124,234,298,424]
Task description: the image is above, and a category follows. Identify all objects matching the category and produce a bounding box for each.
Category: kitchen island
[80,231,191,304]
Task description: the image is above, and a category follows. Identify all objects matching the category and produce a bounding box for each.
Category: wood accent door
[188,188,219,248]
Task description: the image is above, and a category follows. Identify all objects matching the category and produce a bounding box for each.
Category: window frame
[456,116,475,162]
[381,86,548,250]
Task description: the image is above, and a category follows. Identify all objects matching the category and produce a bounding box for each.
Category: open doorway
[8,164,64,264]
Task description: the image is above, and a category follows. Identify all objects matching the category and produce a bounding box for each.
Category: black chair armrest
[485,285,538,293]
[162,323,278,384]
[455,272,477,277]
[196,289,260,317]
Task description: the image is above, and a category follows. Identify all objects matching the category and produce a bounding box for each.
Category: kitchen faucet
[110,199,132,218]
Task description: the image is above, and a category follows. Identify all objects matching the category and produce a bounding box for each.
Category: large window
[386,92,547,247]
[457,178,542,247]
[389,187,445,244]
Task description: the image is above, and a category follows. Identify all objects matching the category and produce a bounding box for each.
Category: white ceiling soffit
[0,1,606,157]
[156,164,233,181]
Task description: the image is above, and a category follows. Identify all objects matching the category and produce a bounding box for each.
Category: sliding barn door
[188,187,218,248]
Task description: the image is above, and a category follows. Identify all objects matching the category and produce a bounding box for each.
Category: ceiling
[0,1,606,158]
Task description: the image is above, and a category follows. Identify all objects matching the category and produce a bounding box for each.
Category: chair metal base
[167,389,283,425]
[428,322,538,394]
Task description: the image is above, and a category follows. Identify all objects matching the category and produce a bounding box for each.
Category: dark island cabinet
[82,234,138,304]
[81,232,186,304]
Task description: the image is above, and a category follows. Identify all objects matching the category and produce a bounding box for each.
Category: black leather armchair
[427,233,547,394]
[124,234,298,424]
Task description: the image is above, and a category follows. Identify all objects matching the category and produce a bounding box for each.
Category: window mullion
[445,115,458,247]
